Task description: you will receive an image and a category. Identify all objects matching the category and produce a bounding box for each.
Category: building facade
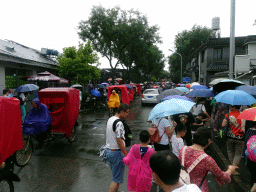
[185,35,256,85]
[0,39,59,95]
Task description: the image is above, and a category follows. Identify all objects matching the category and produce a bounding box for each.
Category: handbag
[148,118,165,144]
[219,112,230,139]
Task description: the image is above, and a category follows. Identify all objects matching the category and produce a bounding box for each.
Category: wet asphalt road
[14,96,231,192]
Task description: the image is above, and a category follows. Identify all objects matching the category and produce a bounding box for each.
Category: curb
[210,139,250,192]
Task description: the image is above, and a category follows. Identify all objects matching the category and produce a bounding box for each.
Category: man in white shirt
[149,151,202,192]
[105,103,129,192]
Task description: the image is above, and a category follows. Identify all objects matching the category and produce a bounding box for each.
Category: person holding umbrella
[19,91,29,123]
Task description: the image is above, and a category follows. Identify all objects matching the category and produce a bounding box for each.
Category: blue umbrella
[190,85,208,90]
[124,84,133,89]
[161,95,192,102]
[235,85,256,96]
[175,87,190,93]
[214,90,256,106]
[15,84,39,92]
[95,84,105,89]
[187,89,216,98]
[90,89,101,97]
[148,98,195,121]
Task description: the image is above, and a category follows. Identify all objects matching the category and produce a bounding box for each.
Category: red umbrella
[237,107,256,121]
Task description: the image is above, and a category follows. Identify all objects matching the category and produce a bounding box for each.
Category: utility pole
[229,0,236,79]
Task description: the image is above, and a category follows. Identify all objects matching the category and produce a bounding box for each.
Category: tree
[77,5,161,81]
[57,41,101,85]
[168,25,212,83]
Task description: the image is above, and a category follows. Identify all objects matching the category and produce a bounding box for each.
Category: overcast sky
[1,0,256,70]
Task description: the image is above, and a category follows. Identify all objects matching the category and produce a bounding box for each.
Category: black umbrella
[213,79,245,93]
[95,84,105,89]
[157,89,184,103]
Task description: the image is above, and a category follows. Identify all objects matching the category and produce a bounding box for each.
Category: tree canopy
[77,5,163,81]
[57,41,101,85]
[168,25,212,83]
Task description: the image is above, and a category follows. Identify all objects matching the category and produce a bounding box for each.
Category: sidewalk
[210,130,251,192]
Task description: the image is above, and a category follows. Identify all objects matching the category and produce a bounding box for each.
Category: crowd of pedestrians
[104,95,256,192]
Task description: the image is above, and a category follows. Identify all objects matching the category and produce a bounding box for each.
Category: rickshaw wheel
[68,126,76,143]
[0,179,14,192]
[14,135,33,167]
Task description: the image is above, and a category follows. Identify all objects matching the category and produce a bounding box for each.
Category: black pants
[247,158,256,187]
[153,143,170,151]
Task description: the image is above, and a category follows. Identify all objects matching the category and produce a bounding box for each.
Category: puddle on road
[78,148,99,156]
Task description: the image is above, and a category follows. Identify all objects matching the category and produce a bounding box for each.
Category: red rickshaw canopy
[0,97,23,164]
[108,85,130,105]
[38,88,79,138]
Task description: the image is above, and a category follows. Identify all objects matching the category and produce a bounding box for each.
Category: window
[213,48,223,61]
[144,90,158,94]
[5,67,33,88]
[201,51,205,63]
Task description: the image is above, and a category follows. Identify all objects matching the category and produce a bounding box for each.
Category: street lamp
[169,49,183,83]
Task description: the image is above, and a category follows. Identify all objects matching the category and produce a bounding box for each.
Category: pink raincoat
[123,144,155,192]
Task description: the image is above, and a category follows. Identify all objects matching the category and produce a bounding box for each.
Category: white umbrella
[191,82,200,87]
[71,84,83,88]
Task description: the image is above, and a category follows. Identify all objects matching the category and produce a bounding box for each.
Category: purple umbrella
[161,95,192,102]
[190,85,208,90]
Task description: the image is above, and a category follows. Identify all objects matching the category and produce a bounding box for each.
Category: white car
[141,89,160,105]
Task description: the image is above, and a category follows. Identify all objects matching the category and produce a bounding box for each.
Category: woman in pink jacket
[123,130,155,192]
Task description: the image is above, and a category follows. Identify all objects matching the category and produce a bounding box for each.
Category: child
[192,113,205,133]
[171,124,187,157]
[123,130,155,192]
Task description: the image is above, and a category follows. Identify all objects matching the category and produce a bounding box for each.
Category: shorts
[105,148,125,183]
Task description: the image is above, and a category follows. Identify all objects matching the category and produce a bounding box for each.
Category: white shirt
[106,116,125,149]
[171,135,184,157]
[152,118,170,145]
[173,184,202,192]
[190,104,206,116]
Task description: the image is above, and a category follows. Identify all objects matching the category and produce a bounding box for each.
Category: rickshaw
[0,97,23,191]
[135,84,141,96]
[107,85,130,116]
[15,88,79,167]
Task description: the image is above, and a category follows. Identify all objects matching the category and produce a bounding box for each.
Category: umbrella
[124,84,133,89]
[213,79,245,93]
[148,98,195,121]
[190,85,208,90]
[214,90,256,106]
[187,89,216,98]
[237,107,256,121]
[175,87,190,93]
[95,84,105,89]
[101,82,109,85]
[209,78,227,86]
[16,84,39,93]
[180,84,186,87]
[157,89,184,103]
[235,85,256,96]
[161,95,192,102]
[71,84,83,88]
[191,82,200,87]
[115,78,122,81]
[90,89,101,97]
[185,84,191,89]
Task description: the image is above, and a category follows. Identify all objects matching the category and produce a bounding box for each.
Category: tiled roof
[0,39,59,66]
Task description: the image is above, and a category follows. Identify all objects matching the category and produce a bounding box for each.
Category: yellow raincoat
[107,92,120,108]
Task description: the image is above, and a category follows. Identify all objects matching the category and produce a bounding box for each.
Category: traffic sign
[183,77,191,83]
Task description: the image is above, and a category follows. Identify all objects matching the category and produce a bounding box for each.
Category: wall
[0,64,5,95]
[248,44,256,59]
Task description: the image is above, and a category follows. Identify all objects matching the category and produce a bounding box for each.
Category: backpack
[113,119,132,147]
[148,118,165,144]
[180,146,208,186]
[245,135,256,162]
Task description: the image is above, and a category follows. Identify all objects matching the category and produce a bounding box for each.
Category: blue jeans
[105,148,125,183]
